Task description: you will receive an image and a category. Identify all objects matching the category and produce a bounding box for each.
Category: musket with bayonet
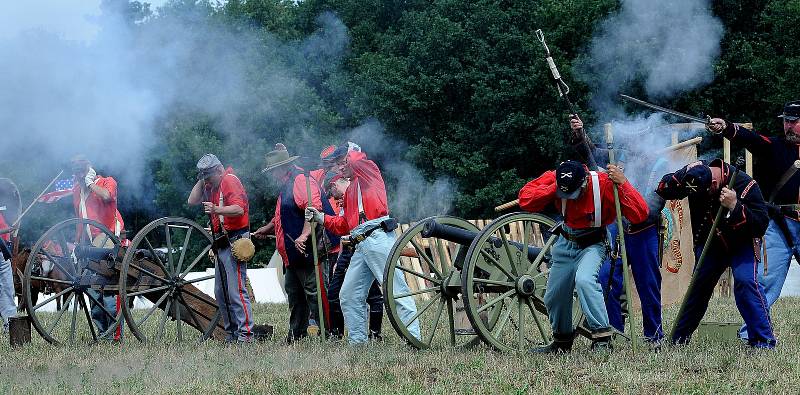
[619,94,711,125]
[536,29,597,171]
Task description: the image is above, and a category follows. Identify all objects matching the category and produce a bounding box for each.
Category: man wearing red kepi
[305,145,419,345]
[519,160,649,352]
[188,153,254,342]
[70,155,125,340]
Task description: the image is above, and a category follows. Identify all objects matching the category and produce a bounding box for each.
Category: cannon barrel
[73,245,116,261]
[421,219,543,261]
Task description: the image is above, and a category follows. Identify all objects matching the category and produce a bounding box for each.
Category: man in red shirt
[306,147,419,344]
[188,153,254,342]
[70,155,125,340]
[519,160,649,352]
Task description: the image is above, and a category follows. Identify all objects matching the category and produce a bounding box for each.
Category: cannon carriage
[383,213,612,352]
[22,217,225,345]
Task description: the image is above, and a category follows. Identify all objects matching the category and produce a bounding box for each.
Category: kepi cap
[779,100,800,121]
[555,160,587,200]
[196,153,223,180]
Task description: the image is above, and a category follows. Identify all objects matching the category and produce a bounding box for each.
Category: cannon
[384,213,606,352]
[23,217,224,345]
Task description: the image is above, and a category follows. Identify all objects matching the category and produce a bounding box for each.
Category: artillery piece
[23,217,224,345]
[384,213,608,352]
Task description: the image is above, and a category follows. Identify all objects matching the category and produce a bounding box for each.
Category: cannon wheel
[24,218,124,345]
[461,212,561,352]
[120,217,223,343]
[384,216,480,349]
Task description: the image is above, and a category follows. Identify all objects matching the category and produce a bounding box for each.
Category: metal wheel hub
[439,272,459,299]
[515,275,536,297]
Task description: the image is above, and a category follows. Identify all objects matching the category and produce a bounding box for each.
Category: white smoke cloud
[583,0,724,114]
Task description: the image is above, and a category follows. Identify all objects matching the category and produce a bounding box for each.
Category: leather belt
[351,218,398,246]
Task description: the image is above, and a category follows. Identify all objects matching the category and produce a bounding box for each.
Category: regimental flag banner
[38,179,74,203]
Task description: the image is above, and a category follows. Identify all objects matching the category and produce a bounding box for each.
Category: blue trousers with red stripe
[599,224,664,341]
[216,246,254,341]
[671,243,775,348]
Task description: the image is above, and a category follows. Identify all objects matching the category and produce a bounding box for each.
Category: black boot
[590,330,614,352]
[369,310,383,341]
[530,332,573,353]
[328,304,345,340]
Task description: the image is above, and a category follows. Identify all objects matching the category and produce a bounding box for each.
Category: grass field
[1,297,799,394]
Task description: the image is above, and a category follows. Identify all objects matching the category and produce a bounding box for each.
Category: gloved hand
[84,167,97,187]
[347,141,362,152]
[305,207,324,224]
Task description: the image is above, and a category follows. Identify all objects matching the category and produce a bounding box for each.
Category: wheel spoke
[126,284,172,298]
[69,294,79,343]
[178,292,203,330]
[144,237,170,275]
[57,231,78,274]
[402,295,439,327]
[525,298,549,342]
[497,229,519,277]
[136,290,171,328]
[479,249,515,280]
[165,224,175,275]
[396,264,440,285]
[410,239,442,279]
[434,238,450,276]
[85,291,118,321]
[517,298,525,350]
[78,296,98,343]
[30,276,73,286]
[477,289,516,314]
[176,227,193,274]
[129,262,170,283]
[518,221,532,274]
[203,309,222,339]
[157,297,173,341]
[393,286,439,300]
[181,274,215,285]
[426,298,446,346]
[33,286,75,311]
[526,234,558,276]
[45,292,75,336]
[491,298,513,337]
[176,291,183,341]
[179,245,212,279]
[42,250,75,280]
[472,278,514,287]
[446,298,456,346]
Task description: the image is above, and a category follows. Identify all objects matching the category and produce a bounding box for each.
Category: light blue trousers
[544,235,609,334]
[0,258,16,319]
[340,217,420,344]
[740,218,798,339]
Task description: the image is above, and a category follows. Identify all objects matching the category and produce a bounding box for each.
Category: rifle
[619,94,711,125]
[536,29,597,171]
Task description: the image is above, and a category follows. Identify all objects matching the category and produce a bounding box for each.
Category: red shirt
[72,176,125,238]
[518,170,649,229]
[0,212,9,242]
[323,152,388,235]
[207,168,249,233]
[272,168,323,267]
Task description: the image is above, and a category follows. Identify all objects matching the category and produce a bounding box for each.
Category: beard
[786,131,800,144]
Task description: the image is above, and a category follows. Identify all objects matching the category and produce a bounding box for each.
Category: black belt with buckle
[351,218,398,246]
[557,227,605,248]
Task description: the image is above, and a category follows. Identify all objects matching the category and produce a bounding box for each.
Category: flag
[38,179,74,203]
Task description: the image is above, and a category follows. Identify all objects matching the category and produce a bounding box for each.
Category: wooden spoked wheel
[120,217,224,343]
[24,218,124,345]
[383,216,480,349]
[461,213,559,352]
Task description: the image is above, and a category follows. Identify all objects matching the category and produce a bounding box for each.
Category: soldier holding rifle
[656,159,775,348]
[519,160,649,352]
[706,101,800,341]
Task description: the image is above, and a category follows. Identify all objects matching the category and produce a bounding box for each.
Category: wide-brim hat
[778,100,800,122]
[261,144,299,173]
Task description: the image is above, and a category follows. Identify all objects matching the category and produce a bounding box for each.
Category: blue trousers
[739,218,799,339]
[215,246,254,341]
[0,255,16,319]
[545,230,609,334]
[672,243,775,348]
[340,217,419,344]
[598,224,664,341]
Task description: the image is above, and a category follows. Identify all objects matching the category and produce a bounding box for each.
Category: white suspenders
[356,180,367,224]
[560,171,602,228]
[80,180,122,238]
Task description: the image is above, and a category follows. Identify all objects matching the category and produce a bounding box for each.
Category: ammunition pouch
[351,218,398,247]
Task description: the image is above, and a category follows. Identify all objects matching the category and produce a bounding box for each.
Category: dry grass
[2,297,800,394]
